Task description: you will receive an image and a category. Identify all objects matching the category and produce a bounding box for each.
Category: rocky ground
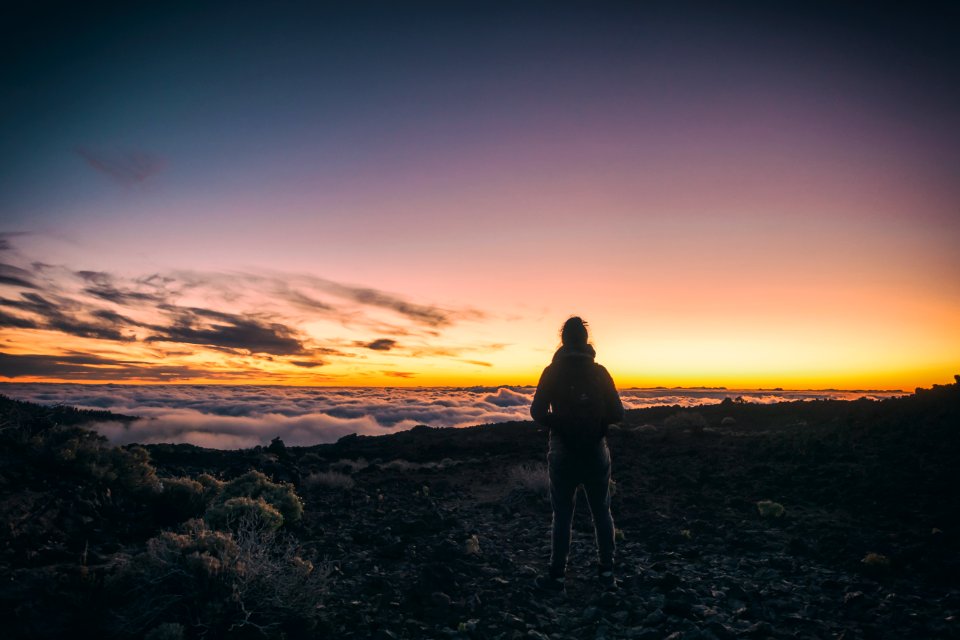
[2,380,959,639]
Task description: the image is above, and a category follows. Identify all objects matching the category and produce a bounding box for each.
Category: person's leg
[548,450,578,579]
[582,441,615,572]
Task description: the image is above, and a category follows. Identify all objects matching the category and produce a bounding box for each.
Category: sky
[1,1,959,390]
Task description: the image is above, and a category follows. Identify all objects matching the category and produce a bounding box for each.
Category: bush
[664,411,709,434]
[861,552,891,568]
[34,426,160,497]
[380,458,460,471]
[108,518,330,637]
[195,473,225,502]
[154,477,207,523]
[214,470,303,525]
[329,457,369,473]
[206,496,284,532]
[756,500,786,518]
[304,471,355,490]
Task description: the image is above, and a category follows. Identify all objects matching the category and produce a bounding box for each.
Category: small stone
[744,621,774,637]
[504,613,526,629]
[643,609,666,625]
[583,606,601,622]
[704,621,736,640]
[658,572,683,591]
[599,591,619,608]
[518,565,538,578]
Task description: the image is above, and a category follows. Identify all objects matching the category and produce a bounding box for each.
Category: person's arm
[530,365,555,428]
[598,365,624,426]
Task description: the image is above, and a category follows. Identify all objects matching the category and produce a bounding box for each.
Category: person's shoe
[598,565,617,590]
[534,573,566,594]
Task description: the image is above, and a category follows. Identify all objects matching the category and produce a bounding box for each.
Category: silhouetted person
[530,316,624,593]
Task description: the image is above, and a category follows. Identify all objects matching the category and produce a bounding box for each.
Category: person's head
[560,316,589,347]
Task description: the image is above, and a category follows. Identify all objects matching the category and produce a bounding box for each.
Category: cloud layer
[0,383,902,449]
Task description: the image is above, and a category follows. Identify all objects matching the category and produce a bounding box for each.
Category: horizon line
[0,380,911,394]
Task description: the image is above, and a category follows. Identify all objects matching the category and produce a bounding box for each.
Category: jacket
[530,343,624,441]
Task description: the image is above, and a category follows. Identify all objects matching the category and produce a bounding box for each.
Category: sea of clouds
[0,384,902,449]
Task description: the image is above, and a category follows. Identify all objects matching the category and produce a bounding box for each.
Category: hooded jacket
[530,343,624,444]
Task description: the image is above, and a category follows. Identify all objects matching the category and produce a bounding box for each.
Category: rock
[743,621,774,637]
[583,606,601,622]
[517,565,538,578]
[703,621,736,639]
[599,591,619,608]
[642,609,666,626]
[430,591,452,607]
[658,572,684,591]
[503,613,526,629]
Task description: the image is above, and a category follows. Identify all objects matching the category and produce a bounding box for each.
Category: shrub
[206,497,284,532]
[267,436,287,456]
[111,446,162,495]
[108,518,330,637]
[299,452,324,468]
[381,458,418,471]
[861,552,891,568]
[304,471,355,490]
[155,477,207,523]
[215,470,303,525]
[508,462,550,494]
[756,500,786,518]
[664,411,709,434]
[329,457,368,473]
[195,473,225,502]
[35,426,160,497]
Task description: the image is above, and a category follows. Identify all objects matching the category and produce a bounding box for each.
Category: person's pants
[547,438,615,577]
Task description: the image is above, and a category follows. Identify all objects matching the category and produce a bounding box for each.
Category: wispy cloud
[364,338,397,351]
[76,146,165,185]
[0,263,37,289]
[0,353,201,381]
[0,232,28,253]
[1,291,135,341]
[0,236,492,381]
[146,307,306,356]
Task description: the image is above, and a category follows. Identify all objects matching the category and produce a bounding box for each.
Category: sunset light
[1,2,958,391]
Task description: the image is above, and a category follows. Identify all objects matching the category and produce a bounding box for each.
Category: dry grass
[507,462,550,494]
[380,457,462,471]
[329,458,369,473]
[303,471,355,490]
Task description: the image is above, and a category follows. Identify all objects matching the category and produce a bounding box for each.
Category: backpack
[551,362,606,446]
